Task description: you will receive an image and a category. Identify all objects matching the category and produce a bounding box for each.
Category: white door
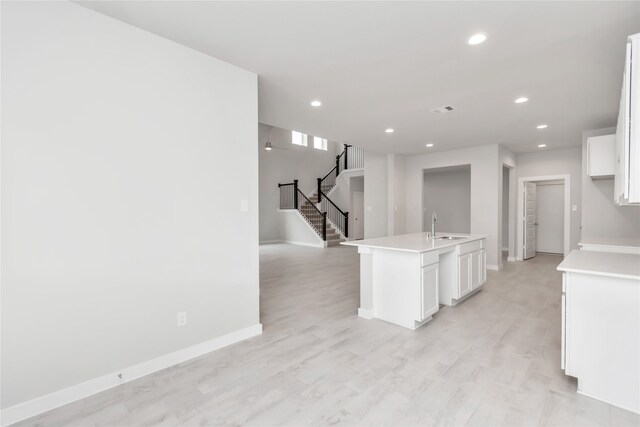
[353,192,365,240]
[536,183,564,254]
[524,183,537,260]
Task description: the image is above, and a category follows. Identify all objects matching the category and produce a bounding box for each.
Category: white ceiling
[79,1,640,154]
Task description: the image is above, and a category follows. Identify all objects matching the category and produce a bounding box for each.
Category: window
[291,131,308,147]
[314,136,328,151]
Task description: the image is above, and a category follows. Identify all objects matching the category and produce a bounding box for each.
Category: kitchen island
[558,250,640,414]
[342,232,487,330]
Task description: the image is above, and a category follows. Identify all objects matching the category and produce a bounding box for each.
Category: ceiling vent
[429,105,454,115]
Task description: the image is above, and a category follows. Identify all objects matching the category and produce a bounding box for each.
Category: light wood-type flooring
[15,244,640,426]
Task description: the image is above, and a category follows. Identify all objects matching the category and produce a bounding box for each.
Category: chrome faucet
[431,212,437,237]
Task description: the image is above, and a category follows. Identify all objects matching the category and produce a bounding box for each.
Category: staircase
[299,197,344,247]
[277,144,364,247]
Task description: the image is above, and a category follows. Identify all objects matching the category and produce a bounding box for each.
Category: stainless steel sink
[435,235,467,240]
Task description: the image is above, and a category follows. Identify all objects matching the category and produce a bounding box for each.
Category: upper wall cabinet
[615,33,640,205]
[587,134,616,179]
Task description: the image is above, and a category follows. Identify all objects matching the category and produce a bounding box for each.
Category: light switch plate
[367,206,372,212]
[177,311,187,327]
[240,199,249,212]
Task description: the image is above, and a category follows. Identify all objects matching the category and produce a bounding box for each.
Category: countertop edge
[557,267,640,281]
[341,235,487,253]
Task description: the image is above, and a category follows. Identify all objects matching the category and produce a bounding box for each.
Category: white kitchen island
[558,250,640,414]
[342,232,487,330]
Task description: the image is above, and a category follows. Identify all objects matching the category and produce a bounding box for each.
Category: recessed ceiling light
[515,97,529,104]
[538,144,547,148]
[385,128,394,133]
[536,124,548,129]
[467,33,487,45]
[426,143,434,147]
[310,100,322,107]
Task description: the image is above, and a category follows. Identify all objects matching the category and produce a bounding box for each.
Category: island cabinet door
[420,263,439,321]
[471,250,484,289]
[458,254,471,297]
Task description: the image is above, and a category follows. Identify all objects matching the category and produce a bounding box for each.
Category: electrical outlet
[177,311,187,327]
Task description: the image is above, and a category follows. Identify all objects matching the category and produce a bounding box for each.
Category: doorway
[517,175,571,260]
[350,176,365,240]
[353,192,364,240]
[536,181,564,254]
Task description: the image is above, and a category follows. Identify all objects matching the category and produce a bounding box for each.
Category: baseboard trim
[507,256,516,262]
[487,264,501,271]
[358,308,374,319]
[0,324,263,426]
[259,240,283,245]
[576,390,639,415]
[282,240,325,248]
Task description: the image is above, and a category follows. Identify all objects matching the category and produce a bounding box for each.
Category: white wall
[1,1,259,411]
[581,127,640,239]
[364,151,388,238]
[422,166,471,234]
[258,124,338,242]
[516,147,582,250]
[406,144,502,269]
[388,154,406,235]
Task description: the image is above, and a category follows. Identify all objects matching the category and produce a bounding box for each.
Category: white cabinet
[615,33,640,205]
[459,249,486,296]
[420,263,439,321]
[458,253,471,297]
[454,241,487,301]
[587,134,616,179]
[471,249,485,290]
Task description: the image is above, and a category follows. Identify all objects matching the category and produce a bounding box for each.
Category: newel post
[293,179,299,209]
[344,212,349,238]
[323,212,327,241]
[344,144,349,171]
[317,178,322,204]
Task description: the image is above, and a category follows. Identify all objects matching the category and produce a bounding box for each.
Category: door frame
[352,191,365,240]
[516,174,570,260]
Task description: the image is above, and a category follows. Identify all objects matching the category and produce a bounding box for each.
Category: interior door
[524,182,537,260]
[536,183,564,254]
[353,192,365,240]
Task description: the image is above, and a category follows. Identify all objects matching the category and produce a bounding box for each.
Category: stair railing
[318,191,348,238]
[278,180,326,241]
[278,180,298,209]
[318,144,364,204]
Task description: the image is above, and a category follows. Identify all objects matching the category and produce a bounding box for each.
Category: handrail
[298,188,327,241]
[320,191,347,216]
[321,166,337,181]
[298,189,323,216]
[318,189,349,238]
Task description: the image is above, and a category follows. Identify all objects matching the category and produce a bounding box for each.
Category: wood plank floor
[15,244,639,426]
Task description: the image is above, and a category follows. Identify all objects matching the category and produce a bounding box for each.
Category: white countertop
[341,232,487,253]
[578,237,640,248]
[557,250,640,281]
